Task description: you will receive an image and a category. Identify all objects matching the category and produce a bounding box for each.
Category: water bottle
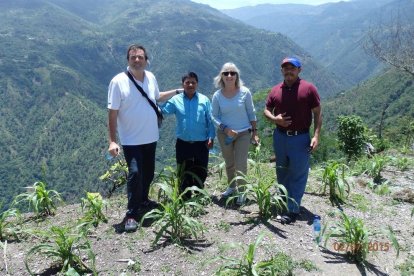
[224,136,234,145]
[105,151,115,161]
[313,215,321,245]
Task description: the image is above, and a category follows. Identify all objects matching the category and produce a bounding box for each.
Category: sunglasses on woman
[222,71,237,76]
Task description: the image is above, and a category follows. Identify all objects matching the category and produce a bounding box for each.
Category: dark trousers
[123,142,156,218]
[176,139,209,195]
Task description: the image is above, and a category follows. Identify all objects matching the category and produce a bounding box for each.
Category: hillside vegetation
[223,0,414,87]
[0,0,343,209]
[323,69,414,139]
[1,1,413,239]
[1,143,413,275]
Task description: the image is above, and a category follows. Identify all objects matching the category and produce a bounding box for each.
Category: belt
[218,129,251,135]
[277,128,309,136]
[177,138,206,144]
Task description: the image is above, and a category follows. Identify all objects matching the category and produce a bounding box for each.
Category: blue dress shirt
[161,92,216,142]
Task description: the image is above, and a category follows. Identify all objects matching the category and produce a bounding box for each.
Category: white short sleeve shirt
[107,69,160,145]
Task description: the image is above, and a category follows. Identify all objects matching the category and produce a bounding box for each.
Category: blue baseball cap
[281,57,301,68]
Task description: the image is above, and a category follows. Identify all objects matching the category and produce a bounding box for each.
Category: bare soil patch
[2,164,414,276]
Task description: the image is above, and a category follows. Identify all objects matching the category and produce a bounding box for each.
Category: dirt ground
[1,162,414,276]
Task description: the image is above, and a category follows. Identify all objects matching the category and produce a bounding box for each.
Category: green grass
[216,233,269,275]
[371,182,391,196]
[397,254,414,276]
[349,194,370,212]
[392,156,411,171]
[216,221,231,232]
[127,257,141,273]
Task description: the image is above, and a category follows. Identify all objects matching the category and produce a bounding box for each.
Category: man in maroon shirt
[264,57,322,224]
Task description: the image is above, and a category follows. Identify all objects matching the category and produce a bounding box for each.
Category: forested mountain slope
[0,0,342,208]
[223,0,414,87]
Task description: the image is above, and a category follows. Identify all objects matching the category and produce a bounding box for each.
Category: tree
[364,11,414,77]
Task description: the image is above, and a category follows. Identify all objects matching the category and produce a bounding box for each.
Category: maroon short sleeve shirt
[265,78,320,131]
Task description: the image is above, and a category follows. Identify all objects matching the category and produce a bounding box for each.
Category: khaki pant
[217,129,251,189]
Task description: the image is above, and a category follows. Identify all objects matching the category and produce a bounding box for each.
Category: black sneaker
[279,212,298,225]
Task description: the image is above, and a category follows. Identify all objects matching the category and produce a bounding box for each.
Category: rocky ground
[1,155,414,276]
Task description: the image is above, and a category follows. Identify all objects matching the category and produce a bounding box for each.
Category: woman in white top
[211,62,260,205]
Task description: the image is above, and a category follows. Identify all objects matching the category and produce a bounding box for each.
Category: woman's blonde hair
[213,62,244,89]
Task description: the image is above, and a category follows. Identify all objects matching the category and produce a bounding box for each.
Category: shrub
[99,159,128,197]
[337,115,367,161]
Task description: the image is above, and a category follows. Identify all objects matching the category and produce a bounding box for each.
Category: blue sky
[191,0,348,9]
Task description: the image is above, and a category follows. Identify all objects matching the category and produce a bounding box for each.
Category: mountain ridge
[0,0,343,208]
[222,0,412,87]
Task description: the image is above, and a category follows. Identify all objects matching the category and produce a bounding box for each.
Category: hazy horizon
[191,0,349,9]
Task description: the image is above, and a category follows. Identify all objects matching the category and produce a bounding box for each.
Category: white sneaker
[221,187,235,198]
[236,194,246,205]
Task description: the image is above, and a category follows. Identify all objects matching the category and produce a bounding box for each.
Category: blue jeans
[273,129,310,213]
[123,142,156,219]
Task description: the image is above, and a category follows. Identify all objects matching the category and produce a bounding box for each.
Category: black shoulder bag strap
[125,71,164,120]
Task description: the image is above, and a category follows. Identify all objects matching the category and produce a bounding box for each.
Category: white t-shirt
[107,68,160,145]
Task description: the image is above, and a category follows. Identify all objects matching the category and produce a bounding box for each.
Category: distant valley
[0,0,413,208]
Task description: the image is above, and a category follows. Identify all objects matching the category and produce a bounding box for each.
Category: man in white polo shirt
[107,44,178,232]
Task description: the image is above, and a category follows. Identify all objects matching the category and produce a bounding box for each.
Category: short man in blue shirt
[161,72,215,197]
